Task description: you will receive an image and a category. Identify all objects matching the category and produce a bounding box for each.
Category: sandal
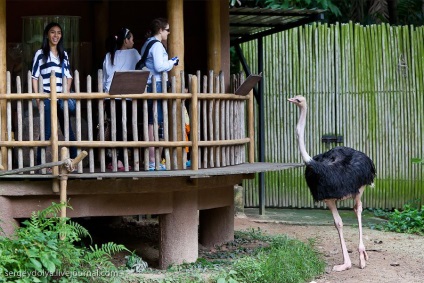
[108,161,131,171]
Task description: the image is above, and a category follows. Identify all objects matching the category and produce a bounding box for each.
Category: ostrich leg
[325,199,352,271]
[354,186,368,269]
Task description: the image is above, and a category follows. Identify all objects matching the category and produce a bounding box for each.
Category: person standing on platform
[31,22,77,167]
[140,18,179,171]
[102,27,141,171]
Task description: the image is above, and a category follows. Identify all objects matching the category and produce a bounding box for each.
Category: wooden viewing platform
[0,70,301,268]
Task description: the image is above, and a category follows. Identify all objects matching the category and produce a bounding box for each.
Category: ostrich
[287,95,376,272]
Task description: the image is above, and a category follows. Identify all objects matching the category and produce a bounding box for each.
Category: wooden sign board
[109,71,150,95]
[235,74,262,96]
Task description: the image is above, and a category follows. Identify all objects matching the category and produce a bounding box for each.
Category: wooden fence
[242,22,423,210]
[0,70,254,174]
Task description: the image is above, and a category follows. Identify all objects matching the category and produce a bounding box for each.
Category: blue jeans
[37,99,77,165]
[147,82,163,124]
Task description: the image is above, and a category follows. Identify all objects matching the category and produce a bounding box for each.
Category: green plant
[131,228,324,283]
[125,252,148,273]
[263,0,341,16]
[412,158,424,165]
[0,202,129,283]
[215,230,325,283]
[372,200,424,235]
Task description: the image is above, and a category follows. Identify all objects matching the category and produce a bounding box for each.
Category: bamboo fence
[242,22,423,210]
[0,70,254,174]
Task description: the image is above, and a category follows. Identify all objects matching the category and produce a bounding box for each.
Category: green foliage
[215,229,325,283]
[132,228,324,283]
[125,252,148,273]
[372,200,424,235]
[0,202,129,283]
[412,158,424,165]
[397,0,424,25]
[264,0,341,16]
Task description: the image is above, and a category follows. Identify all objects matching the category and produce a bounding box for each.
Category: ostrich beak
[287,97,296,103]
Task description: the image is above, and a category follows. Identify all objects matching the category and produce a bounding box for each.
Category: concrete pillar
[0,196,19,236]
[199,204,234,247]
[159,190,198,269]
[234,185,245,216]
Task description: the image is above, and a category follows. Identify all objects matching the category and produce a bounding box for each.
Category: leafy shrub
[373,199,424,235]
[0,202,128,283]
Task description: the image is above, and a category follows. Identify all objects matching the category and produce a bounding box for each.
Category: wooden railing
[0,70,254,174]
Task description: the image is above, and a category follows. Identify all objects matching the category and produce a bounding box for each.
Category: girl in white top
[103,28,141,93]
[102,28,141,171]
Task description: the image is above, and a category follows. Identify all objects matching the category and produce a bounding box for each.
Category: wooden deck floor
[0,162,303,180]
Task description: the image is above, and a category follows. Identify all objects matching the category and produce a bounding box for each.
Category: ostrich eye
[296,99,300,103]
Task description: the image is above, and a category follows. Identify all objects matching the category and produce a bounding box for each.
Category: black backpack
[135,39,159,70]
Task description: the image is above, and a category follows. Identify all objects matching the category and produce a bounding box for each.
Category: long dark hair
[145,18,168,38]
[108,27,132,65]
[41,22,65,64]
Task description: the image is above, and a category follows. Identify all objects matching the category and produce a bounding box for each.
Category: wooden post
[167,0,184,87]
[206,0,221,74]
[220,0,230,92]
[190,76,198,170]
[93,0,109,76]
[167,0,185,168]
[51,72,59,192]
[0,0,7,167]
[60,147,68,218]
[248,89,254,163]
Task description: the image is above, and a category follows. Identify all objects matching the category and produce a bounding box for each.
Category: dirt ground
[234,217,424,283]
[87,215,423,283]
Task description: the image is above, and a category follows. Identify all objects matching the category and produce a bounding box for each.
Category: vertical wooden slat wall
[243,22,424,210]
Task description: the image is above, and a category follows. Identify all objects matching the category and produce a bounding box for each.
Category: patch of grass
[215,231,325,283]
[128,228,325,283]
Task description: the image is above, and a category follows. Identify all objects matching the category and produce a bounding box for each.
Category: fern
[0,203,129,282]
[85,242,128,262]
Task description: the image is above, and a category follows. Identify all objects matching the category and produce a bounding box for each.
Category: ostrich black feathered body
[305,146,376,201]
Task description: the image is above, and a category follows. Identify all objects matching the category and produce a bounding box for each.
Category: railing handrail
[0,69,255,173]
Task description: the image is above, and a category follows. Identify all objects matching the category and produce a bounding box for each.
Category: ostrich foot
[359,250,369,269]
[332,263,352,272]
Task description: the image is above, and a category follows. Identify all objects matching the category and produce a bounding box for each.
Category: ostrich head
[287,95,312,163]
[287,95,307,108]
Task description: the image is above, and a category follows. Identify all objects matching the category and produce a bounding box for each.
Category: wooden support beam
[167,0,185,168]
[206,0,221,74]
[0,0,7,167]
[167,0,184,87]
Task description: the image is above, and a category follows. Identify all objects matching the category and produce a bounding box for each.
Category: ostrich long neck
[297,104,312,163]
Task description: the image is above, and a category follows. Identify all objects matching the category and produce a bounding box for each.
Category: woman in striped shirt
[31,22,77,166]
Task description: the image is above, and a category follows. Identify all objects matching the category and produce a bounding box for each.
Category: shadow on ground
[243,208,386,226]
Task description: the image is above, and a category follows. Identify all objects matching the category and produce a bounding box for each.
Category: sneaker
[148,162,155,171]
[149,162,166,171]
